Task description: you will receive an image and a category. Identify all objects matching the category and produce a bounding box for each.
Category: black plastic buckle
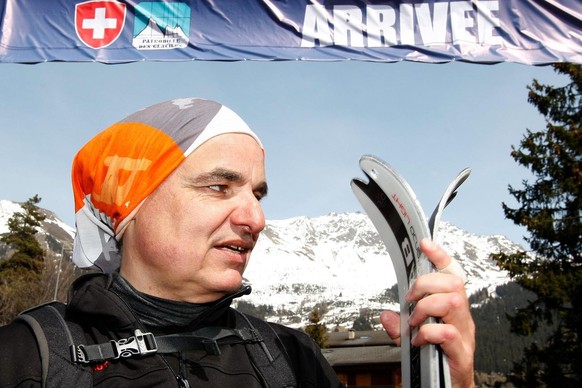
[71,344,89,364]
[112,329,158,359]
[71,329,157,364]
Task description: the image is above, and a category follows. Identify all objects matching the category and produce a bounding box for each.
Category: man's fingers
[411,322,458,348]
[420,239,451,269]
[407,276,474,346]
[380,310,401,346]
[399,240,475,387]
[421,239,467,282]
[406,272,466,303]
[408,292,465,327]
[412,323,475,387]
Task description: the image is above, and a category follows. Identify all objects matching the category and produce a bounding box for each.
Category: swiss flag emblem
[75,1,126,49]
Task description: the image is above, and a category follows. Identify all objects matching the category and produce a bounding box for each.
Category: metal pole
[53,246,65,301]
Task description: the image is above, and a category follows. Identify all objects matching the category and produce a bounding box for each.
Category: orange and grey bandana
[72,98,263,272]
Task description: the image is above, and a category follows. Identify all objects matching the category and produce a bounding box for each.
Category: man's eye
[208,185,225,192]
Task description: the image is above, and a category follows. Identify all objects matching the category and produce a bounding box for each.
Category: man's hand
[380,239,475,388]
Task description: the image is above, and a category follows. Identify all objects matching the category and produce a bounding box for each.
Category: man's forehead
[186,134,264,162]
[195,132,262,149]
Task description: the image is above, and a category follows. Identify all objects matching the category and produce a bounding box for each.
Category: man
[0,98,474,387]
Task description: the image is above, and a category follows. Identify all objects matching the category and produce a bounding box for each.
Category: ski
[351,155,471,388]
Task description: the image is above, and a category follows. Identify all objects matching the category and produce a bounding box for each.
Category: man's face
[120,133,267,303]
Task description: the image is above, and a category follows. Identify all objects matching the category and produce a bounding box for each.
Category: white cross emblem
[75,1,126,49]
[82,7,117,39]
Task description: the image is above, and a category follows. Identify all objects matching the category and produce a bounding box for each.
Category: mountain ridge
[0,200,517,328]
[243,211,516,327]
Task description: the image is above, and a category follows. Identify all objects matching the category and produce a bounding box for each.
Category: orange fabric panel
[72,122,185,231]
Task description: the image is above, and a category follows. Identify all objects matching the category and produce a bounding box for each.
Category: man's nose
[232,192,266,236]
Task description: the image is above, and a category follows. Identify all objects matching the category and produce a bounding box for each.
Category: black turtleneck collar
[110,274,252,332]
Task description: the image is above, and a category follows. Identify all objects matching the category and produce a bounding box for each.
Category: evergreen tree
[1,195,46,275]
[492,64,581,386]
[0,195,47,323]
[471,282,556,375]
[305,307,329,348]
[352,308,374,331]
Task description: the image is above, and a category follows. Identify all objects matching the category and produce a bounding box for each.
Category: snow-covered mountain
[243,212,518,328]
[0,201,519,328]
[0,200,74,257]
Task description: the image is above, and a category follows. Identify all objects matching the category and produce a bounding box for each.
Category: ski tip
[459,167,472,178]
[454,168,472,188]
[350,177,369,191]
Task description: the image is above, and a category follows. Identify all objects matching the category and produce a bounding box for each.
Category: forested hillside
[471,282,555,375]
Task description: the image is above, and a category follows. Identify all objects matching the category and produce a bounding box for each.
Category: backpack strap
[72,326,261,362]
[16,302,297,388]
[234,310,298,388]
[16,302,92,388]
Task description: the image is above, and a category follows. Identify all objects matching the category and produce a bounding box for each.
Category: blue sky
[0,60,567,245]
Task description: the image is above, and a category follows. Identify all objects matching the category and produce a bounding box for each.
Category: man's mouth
[217,241,253,254]
[224,245,248,253]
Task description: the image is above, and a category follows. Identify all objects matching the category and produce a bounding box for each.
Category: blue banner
[0,0,580,64]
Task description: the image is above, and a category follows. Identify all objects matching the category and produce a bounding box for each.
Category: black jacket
[0,273,341,387]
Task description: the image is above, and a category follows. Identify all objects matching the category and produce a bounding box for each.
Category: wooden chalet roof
[323,330,401,366]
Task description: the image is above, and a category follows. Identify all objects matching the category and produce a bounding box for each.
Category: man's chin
[224,281,244,294]
[215,273,244,294]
